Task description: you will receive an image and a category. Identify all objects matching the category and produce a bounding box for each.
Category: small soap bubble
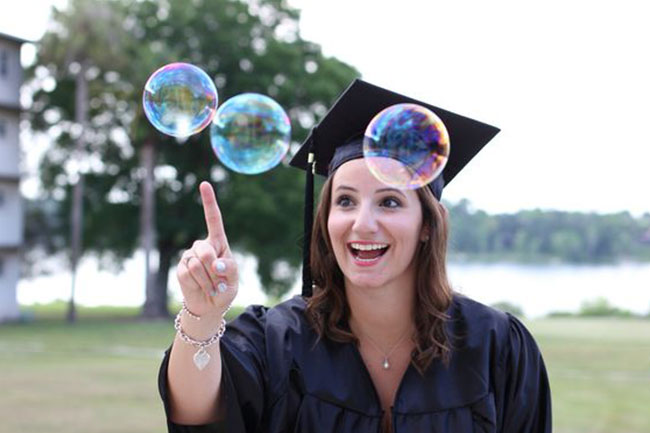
[143,62,218,137]
[210,93,291,174]
[363,103,450,189]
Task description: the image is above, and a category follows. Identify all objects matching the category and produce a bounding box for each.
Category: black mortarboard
[289,78,500,297]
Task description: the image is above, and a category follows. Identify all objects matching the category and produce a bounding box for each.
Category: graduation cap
[289,78,500,297]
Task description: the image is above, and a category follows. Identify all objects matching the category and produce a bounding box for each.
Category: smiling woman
[158,79,551,433]
[308,157,452,378]
[328,161,425,286]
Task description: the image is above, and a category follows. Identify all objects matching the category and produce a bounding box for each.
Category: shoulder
[224,296,309,360]
[448,292,534,361]
[230,295,307,328]
[267,295,309,328]
[229,295,312,349]
[233,297,313,396]
[449,292,511,333]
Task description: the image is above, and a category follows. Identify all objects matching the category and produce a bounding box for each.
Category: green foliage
[26,0,359,298]
[490,301,525,318]
[447,200,650,264]
[546,297,643,318]
[578,297,634,318]
[546,311,576,318]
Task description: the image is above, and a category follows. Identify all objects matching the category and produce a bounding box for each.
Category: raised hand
[176,181,238,318]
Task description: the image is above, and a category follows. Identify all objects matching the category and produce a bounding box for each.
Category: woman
[158,79,552,433]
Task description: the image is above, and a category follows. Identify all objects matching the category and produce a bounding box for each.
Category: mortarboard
[289,78,500,297]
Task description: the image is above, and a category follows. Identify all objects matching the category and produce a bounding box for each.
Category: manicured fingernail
[215,260,226,273]
[218,282,227,293]
[210,289,217,297]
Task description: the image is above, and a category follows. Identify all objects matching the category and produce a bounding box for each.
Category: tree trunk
[67,175,83,324]
[140,242,174,319]
[156,244,175,318]
[140,138,166,318]
[67,61,89,324]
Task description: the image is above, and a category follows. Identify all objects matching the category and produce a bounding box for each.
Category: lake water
[17,252,650,318]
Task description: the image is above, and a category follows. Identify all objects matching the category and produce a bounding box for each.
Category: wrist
[181,299,231,321]
[178,314,221,340]
[176,300,231,338]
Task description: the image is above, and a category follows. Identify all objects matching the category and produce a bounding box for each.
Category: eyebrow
[335,185,408,198]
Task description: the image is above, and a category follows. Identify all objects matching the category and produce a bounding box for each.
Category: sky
[1,0,649,217]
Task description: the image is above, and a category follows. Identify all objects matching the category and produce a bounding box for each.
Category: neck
[345,279,416,346]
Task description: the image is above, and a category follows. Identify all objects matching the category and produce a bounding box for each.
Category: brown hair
[305,174,454,375]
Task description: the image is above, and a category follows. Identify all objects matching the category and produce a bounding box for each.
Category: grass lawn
[529,318,650,433]
[0,303,648,433]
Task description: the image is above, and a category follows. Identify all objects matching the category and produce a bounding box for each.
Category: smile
[347,242,390,266]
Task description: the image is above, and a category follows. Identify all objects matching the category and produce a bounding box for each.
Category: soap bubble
[143,62,218,137]
[210,93,291,174]
[363,103,450,189]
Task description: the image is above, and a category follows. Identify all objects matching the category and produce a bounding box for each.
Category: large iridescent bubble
[143,62,218,137]
[210,93,291,175]
[363,103,450,189]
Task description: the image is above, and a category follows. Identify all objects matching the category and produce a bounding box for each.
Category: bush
[578,297,634,317]
[491,301,525,318]
[546,311,575,318]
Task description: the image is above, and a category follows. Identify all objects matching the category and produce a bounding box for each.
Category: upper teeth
[350,243,388,251]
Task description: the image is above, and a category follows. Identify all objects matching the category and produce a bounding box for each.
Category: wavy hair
[305,174,454,375]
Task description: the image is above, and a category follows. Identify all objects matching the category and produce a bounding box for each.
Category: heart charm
[193,347,211,371]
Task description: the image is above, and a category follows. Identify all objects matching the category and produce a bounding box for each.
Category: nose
[351,202,378,235]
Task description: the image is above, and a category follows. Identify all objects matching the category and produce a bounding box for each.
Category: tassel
[301,135,316,297]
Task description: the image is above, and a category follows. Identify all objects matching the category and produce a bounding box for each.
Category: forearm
[167,312,226,425]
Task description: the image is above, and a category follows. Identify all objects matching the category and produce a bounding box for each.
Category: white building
[0,32,26,323]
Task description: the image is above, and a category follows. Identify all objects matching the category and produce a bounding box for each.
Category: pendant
[382,358,390,370]
[193,347,211,371]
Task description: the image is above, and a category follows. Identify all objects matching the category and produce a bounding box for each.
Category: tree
[27,0,359,318]
[29,0,129,322]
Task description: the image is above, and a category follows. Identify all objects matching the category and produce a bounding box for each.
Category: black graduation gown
[158,293,552,433]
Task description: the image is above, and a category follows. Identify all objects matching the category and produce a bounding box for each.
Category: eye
[334,195,354,207]
[381,196,402,208]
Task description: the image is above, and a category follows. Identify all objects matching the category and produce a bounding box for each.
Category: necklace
[353,323,413,370]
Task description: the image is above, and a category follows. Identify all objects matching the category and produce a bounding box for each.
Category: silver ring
[183,255,195,267]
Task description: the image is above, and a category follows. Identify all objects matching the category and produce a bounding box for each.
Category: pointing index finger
[199,181,229,251]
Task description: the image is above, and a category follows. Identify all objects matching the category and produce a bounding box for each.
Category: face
[327,158,425,290]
